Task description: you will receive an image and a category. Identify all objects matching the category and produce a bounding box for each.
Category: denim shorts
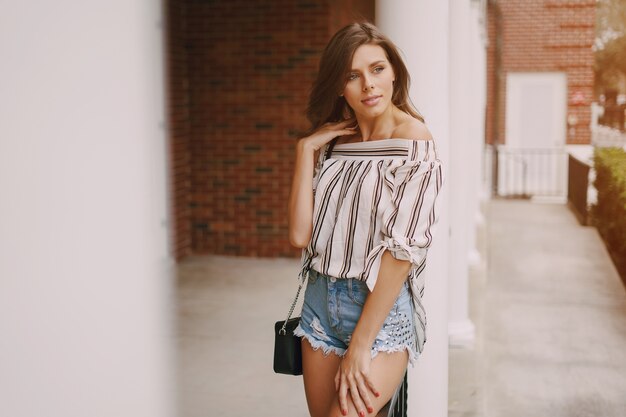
[294,268,419,366]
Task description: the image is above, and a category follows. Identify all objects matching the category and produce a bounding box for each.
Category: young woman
[288,22,443,417]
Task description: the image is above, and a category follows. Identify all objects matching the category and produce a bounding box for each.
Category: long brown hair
[306,22,424,144]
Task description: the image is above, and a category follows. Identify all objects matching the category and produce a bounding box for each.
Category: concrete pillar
[468,0,489,268]
[0,3,175,417]
[448,0,476,348]
[376,1,451,416]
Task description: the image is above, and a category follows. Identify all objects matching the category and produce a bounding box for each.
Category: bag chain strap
[279,279,304,335]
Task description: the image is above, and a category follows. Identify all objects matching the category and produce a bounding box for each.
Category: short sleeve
[361,154,444,292]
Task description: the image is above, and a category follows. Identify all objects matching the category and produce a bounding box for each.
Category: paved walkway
[176,199,626,417]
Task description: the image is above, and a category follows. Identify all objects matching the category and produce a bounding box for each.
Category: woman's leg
[326,350,408,417]
[302,337,343,417]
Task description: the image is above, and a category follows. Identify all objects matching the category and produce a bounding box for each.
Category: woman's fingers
[310,122,356,145]
[331,118,357,130]
[347,375,367,417]
[337,372,376,416]
[338,373,350,416]
[355,376,374,414]
[365,375,380,398]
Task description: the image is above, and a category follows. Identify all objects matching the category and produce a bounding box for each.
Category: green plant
[591,147,626,279]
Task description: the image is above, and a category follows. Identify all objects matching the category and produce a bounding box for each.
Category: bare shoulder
[391,118,433,141]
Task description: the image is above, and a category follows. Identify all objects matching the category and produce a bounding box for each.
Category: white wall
[0,2,175,417]
[448,0,476,348]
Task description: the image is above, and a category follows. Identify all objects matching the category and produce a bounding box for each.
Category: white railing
[491,146,568,201]
[592,125,626,148]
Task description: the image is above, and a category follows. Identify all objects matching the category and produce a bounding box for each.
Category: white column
[0,3,175,417]
[448,0,477,348]
[468,0,489,268]
[377,2,450,416]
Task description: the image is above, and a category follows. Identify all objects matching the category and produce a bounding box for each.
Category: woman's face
[342,43,395,120]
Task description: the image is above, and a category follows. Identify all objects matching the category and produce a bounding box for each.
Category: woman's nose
[362,76,374,91]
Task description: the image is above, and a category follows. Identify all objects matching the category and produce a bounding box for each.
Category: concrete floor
[176,199,626,417]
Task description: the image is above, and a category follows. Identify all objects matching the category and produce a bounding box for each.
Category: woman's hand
[288,118,357,247]
[298,119,357,152]
[334,344,380,416]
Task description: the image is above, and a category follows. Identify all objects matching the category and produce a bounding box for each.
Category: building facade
[486,0,595,147]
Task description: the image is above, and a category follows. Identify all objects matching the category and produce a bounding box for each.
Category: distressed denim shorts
[294,268,419,366]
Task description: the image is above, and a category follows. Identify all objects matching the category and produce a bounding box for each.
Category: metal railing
[492,146,568,199]
[567,154,591,225]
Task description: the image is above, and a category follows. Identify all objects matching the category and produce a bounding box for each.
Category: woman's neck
[355,105,402,141]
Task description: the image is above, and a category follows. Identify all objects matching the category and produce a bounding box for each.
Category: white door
[499,72,568,199]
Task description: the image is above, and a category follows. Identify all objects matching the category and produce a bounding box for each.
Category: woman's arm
[350,251,411,349]
[287,119,357,248]
[287,140,317,248]
[334,251,411,416]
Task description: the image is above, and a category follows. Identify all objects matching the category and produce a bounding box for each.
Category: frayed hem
[294,325,346,358]
[371,344,419,368]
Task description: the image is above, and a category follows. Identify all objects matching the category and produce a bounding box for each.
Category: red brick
[486,0,595,145]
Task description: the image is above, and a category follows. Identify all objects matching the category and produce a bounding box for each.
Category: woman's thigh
[326,350,408,417]
[301,338,342,417]
[296,270,416,417]
[297,270,346,417]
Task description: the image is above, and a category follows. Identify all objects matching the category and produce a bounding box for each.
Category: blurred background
[1,1,625,416]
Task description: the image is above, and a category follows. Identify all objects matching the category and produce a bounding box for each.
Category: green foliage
[591,147,626,277]
[595,0,626,92]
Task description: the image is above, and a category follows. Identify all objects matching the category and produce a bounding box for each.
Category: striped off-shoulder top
[297,138,444,354]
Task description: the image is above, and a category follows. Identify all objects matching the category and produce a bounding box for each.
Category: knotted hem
[362,239,429,357]
[362,237,427,293]
[297,248,313,284]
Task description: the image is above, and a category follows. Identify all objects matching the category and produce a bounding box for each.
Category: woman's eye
[373,66,384,73]
[348,73,359,81]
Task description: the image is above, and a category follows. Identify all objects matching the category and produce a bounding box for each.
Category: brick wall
[167,0,374,259]
[486,0,595,145]
[166,0,192,261]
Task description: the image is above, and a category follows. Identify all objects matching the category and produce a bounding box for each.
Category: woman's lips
[361,95,382,106]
